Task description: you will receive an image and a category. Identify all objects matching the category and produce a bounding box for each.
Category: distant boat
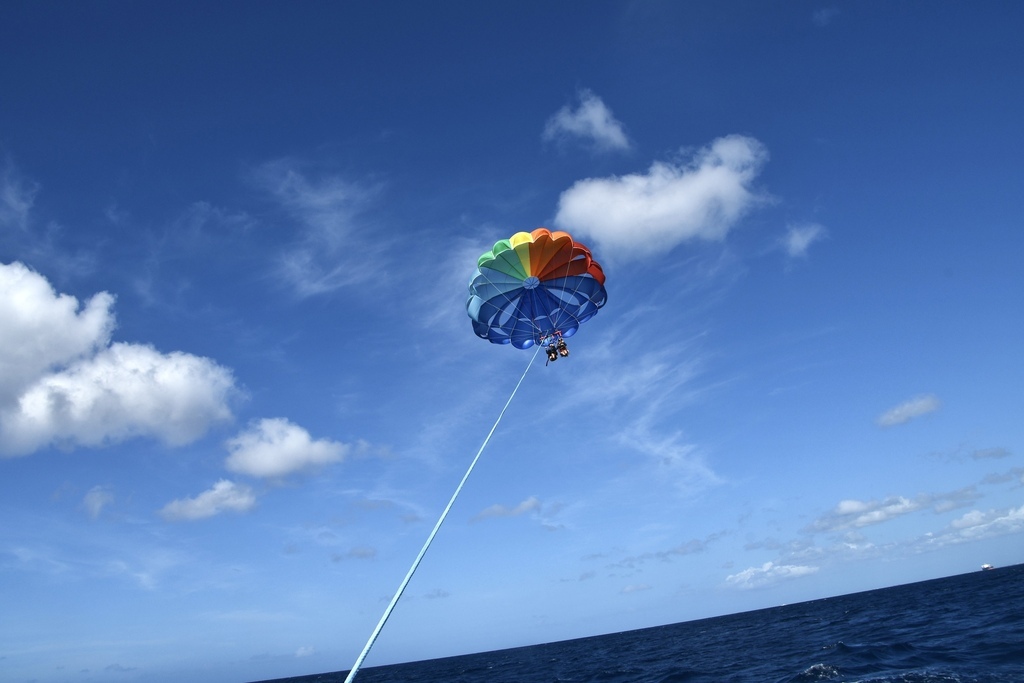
[981,564,995,571]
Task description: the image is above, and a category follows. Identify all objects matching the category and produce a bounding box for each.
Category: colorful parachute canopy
[467,228,608,349]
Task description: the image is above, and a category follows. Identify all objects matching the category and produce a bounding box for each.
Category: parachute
[344,228,607,682]
[467,228,607,349]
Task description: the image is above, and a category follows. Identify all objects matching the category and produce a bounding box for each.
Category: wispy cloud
[972,447,1011,460]
[725,561,818,589]
[6,533,190,591]
[0,161,38,232]
[877,394,940,427]
[331,546,377,562]
[472,496,542,522]
[807,484,991,534]
[813,7,840,27]
[944,504,1024,540]
[83,486,114,520]
[255,160,384,297]
[980,467,1024,486]
[808,496,923,532]
[782,223,826,258]
[554,135,769,261]
[543,89,630,152]
[225,418,347,479]
[610,533,724,570]
[617,426,721,494]
[565,325,706,413]
[0,165,97,277]
[132,201,254,307]
[160,480,257,521]
[745,471,1022,570]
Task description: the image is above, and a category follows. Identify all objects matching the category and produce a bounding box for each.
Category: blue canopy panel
[467,270,608,349]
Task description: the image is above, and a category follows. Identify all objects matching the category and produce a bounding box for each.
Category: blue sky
[2,2,1023,681]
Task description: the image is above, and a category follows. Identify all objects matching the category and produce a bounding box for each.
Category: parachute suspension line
[343,346,542,683]
[550,252,588,334]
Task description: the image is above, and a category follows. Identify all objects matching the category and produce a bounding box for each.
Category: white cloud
[295,646,315,658]
[877,394,940,427]
[0,262,115,404]
[225,418,346,478]
[543,89,630,152]
[725,561,818,589]
[1,342,236,456]
[473,496,542,522]
[554,135,768,261]
[160,480,257,521]
[810,496,922,532]
[0,263,237,457]
[620,583,652,594]
[83,486,114,519]
[782,223,826,258]
[255,161,382,297]
[948,504,1024,539]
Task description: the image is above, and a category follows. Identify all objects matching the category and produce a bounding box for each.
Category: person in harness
[556,338,569,357]
[546,342,559,362]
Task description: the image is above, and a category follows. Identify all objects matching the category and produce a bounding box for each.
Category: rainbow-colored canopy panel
[467,228,608,349]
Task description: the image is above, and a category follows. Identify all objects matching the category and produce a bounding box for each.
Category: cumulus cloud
[255,161,382,297]
[877,394,940,427]
[472,496,542,522]
[1,343,236,456]
[160,480,256,521]
[543,89,630,152]
[0,262,115,404]
[782,223,826,258]
[83,486,114,519]
[0,263,237,457]
[725,561,818,589]
[225,418,346,478]
[554,135,768,260]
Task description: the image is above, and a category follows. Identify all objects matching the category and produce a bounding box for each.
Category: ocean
[257,563,1024,683]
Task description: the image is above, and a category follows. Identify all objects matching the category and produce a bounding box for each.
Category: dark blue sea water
[257,564,1024,683]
